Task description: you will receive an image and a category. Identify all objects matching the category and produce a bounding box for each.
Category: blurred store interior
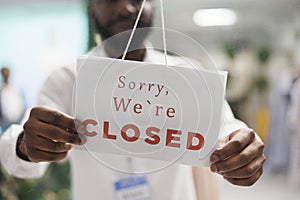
[0,0,300,199]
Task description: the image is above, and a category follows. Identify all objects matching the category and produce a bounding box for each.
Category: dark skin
[19,107,85,163]
[210,129,265,186]
[89,0,153,61]
[18,0,265,187]
[1,67,10,84]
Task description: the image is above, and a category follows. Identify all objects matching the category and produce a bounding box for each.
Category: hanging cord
[121,0,148,60]
[159,0,168,66]
[122,0,168,66]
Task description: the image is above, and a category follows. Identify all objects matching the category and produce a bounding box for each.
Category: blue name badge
[114,176,151,200]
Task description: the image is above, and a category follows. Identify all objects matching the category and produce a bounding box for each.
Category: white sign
[75,56,227,166]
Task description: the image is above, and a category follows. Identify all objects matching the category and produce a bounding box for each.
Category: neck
[104,43,146,62]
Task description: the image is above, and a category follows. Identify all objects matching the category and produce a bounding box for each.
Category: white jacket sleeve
[0,66,75,178]
[0,124,48,178]
[221,101,247,137]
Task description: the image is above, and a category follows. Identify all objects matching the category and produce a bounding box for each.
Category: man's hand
[210,128,265,186]
[18,106,86,163]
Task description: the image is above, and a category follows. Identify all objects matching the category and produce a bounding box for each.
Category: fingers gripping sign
[19,106,86,163]
[210,128,265,186]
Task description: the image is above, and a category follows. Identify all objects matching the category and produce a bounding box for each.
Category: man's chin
[107,30,148,49]
[106,32,130,46]
[111,22,135,35]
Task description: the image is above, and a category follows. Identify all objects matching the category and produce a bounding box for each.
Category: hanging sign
[75,56,227,166]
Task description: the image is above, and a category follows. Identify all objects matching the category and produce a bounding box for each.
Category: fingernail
[66,144,73,149]
[77,125,86,135]
[211,154,219,163]
[211,164,218,173]
[74,119,82,127]
[79,135,87,144]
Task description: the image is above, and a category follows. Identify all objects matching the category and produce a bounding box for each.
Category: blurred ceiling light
[193,8,237,27]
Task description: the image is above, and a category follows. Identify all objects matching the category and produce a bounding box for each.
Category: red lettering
[82,119,98,137]
[121,124,140,142]
[83,120,205,152]
[118,76,126,88]
[139,82,146,90]
[186,132,204,151]
[155,106,163,116]
[148,83,155,91]
[145,127,160,145]
[166,129,181,148]
[103,121,117,140]
[133,103,143,114]
[166,108,175,118]
[129,81,135,89]
[113,97,132,112]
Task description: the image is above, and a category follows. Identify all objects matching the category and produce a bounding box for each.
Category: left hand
[210,128,265,186]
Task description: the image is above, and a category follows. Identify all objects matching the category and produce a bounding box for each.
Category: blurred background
[0,0,300,199]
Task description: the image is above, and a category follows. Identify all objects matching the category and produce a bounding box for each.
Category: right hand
[19,106,86,163]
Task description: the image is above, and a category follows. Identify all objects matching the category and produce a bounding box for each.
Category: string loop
[122,0,168,66]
